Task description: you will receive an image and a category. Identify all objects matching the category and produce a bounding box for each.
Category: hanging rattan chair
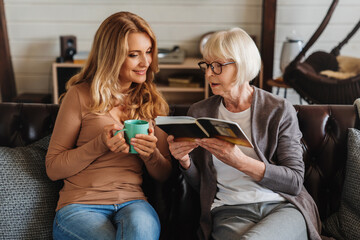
[283,0,360,104]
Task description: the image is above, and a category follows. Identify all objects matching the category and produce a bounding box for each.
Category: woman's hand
[167,135,198,169]
[102,124,129,153]
[196,138,244,168]
[131,127,158,161]
[196,138,265,181]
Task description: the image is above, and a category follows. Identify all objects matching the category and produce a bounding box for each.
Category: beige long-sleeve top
[46,82,171,211]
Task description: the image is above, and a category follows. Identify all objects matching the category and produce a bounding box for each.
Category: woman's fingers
[167,136,198,160]
[131,132,158,157]
[110,137,128,153]
[171,143,197,156]
[167,135,175,143]
[102,124,131,153]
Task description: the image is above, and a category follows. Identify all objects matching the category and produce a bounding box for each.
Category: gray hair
[202,27,261,85]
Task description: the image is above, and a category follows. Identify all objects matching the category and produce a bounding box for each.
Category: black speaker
[60,35,77,62]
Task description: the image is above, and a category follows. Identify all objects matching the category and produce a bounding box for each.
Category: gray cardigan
[182,87,322,240]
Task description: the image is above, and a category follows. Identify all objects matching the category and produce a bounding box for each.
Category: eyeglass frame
[198,61,236,75]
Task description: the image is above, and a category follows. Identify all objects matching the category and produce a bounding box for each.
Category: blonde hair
[63,11,168,121]
[202,27,261,85]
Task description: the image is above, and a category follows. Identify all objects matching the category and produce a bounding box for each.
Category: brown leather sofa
[0,102,358,239]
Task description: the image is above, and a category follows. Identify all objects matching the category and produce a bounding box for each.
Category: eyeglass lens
[199,62,223,75]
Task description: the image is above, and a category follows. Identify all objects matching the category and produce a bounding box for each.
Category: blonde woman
[46,12,171,240]
[168,28,321,240]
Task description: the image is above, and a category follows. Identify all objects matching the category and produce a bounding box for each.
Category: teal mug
[114,120,149,154]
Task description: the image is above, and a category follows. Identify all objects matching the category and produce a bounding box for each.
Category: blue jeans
[53,200,160,240]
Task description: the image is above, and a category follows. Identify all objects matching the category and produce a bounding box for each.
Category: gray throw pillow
[0,135,62,239]
[323,128,360,240]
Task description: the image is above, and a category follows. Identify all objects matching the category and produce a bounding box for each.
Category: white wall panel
[5,0,262,5]
[15,74,52,93]
[4,0,262,95]
[274,0,360,78]
[6,5,261,23]
[13,58,53,75]
[277,5,360,24]
[4,0,359,95]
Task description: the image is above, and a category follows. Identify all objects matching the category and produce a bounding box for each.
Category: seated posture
[46,11,171,240]
[168,28,321,240]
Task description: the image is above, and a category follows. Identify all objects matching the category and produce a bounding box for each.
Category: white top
[211,101,285,210]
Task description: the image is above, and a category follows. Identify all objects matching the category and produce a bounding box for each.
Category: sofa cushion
[0,135,62,239]
[323,128,360,239]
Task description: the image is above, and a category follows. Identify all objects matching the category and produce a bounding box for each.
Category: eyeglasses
[198,61,236,75]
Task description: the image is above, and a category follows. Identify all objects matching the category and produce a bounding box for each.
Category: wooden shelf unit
[52,58,208,104]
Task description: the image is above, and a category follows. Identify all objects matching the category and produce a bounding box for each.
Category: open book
[155,116,253,148]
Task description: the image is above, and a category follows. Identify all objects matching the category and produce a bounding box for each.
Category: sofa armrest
[295,104,359,220]
[0,103,59,147]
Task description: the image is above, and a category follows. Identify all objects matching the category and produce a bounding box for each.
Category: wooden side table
[266,77,302,104]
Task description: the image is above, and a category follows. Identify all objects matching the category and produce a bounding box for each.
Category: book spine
[195,121,210,137]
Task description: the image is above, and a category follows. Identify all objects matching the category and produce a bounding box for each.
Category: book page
[155,116,196,124]
[155,116,253,146]
[197,117,253,148]
[155,116,208,141]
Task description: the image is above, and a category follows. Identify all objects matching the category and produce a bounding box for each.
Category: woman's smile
[133,69,147,75]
